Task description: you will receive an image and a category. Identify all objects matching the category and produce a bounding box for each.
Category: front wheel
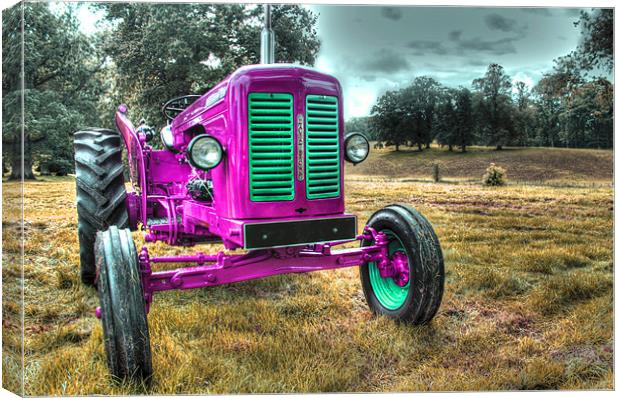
[95,226,153,382]
[360,204,444,324]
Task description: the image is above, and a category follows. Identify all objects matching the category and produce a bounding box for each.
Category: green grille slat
[249,93,294,201]
[305,95,341,199]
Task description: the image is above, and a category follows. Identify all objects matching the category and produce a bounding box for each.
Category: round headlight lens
[160,125,174,150]
[188,135,223,170]
[344,133,369,164]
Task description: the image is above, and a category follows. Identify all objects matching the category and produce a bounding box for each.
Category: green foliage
[574,9,613,73]
[435,87,474,152]
[559,79,613,149]
[534,53,613,149]
[94,2,320,127]
[404,76,442,149]
[371,76,442,151]
[370,90,406,150]
[345,116,374,139]
[532,76,563,147]
[482,163,507,186]
[371,54,612,152]
[513,82,537,146]
[2,2,320,178]
[472,64,515,149]
[2,2,102,179]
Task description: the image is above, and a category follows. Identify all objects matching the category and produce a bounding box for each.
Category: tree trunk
[461,146,467,153]
[448,144,453,152]
[395,143,400,152]
[496,145,503,150]
[9,135,36,180]
[425,142,431,149]
[417,143,423,151]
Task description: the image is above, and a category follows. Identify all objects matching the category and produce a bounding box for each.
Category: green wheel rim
[368,229,410,310]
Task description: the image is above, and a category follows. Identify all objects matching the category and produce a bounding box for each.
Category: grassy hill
[2,146,613,393]
[347,145,613,184]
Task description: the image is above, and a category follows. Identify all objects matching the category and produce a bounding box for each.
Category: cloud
[381,7,402,21]
[520,8,552,17]
[360,75,377,82]
[456,37,518,55]
[512,72,535,89]
[484,13,518,32]
[448,30,462,41]
[564,8,582,17]
[466,59,489,67]
[361,48,410,73]
[406,40,447,55]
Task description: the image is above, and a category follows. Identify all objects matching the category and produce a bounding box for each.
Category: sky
[306,6,589,118]
[68,3,595,119]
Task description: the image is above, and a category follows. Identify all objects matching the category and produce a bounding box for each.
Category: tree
[532,76,562,147]
[95,3,321,127]
[560,78,613,148]
[371,90,407,151]
[401,77,441,150]
[345,116,373,140]
[574,9,613,74]
[435,87,474,152]
[2,2,102,179]
[454,88,474,152]
[513,81,537,146]
[434,89,457,151]
[472,63,515,150]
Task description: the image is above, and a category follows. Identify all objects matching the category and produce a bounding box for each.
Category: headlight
[160,125,175,150]
[344,133,369,164]
[187,134,223,170]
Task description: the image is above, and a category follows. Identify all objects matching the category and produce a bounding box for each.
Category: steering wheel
[161,95,201,121]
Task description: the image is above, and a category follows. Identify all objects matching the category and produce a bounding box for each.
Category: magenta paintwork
[137,227,394,313]
[111,63,390,313]
[115,106,148,227]
[125,192,139,230]
[169,64,345,221]
[114,64,349,250]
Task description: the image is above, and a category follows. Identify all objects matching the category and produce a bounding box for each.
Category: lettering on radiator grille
[296,113,305,181]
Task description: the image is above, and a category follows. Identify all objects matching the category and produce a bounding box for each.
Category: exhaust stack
[260,4,275,64]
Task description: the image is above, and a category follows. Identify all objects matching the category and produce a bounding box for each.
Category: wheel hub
[391,251,410,287]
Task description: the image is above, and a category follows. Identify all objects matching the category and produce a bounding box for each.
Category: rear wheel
[95,226,152,382]
[74,128,129,285]
[360,204,444,324]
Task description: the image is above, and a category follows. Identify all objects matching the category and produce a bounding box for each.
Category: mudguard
[115,104,148,227]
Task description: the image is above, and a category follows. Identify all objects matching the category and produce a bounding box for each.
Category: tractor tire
[95,226,153,382]
[360,204,444,325]
[74,128,129,285]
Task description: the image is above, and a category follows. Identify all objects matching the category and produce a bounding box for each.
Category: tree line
[2,5,613,179]
[350,9,613,152]
[2,2,320,179]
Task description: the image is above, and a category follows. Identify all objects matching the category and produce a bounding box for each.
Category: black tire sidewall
[360,205,444,324]
[96,226,152,382]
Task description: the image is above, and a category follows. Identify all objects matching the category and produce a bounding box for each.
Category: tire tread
[74,127,129,285]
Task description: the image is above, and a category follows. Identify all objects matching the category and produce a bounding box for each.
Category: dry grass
[1,147,613,394]
[349,145,613,185]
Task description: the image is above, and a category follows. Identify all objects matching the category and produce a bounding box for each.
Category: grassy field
[2,146,613,394]
[349,145,613,185]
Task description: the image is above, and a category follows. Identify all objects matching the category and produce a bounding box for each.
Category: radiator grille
[305,95,340,199]
[248,93,295,201]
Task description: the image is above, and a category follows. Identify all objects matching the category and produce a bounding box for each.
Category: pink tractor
[73,6,443,382]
